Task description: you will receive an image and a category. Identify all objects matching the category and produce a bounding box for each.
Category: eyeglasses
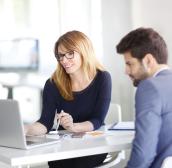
[55,51,74,61]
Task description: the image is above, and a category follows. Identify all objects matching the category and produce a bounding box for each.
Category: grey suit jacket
[127,69,172,168]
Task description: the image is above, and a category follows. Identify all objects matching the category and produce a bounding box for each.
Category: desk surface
[0,126,134,167]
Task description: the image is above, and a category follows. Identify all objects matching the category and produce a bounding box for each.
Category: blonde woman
[25,30,112,168]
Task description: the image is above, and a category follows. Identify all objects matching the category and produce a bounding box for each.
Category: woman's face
[57,45,82,75]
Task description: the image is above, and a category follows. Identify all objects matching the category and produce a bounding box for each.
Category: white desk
[0,126,134,168]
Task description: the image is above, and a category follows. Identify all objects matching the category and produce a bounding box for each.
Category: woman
[25,30,112,168]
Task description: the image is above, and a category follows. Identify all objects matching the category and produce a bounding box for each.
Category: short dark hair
[116,27,168,64]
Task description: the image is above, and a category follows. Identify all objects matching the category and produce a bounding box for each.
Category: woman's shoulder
[97,70,111,81]
[44,78,54,86]
[44,78,59,92]
[43,78,62,97]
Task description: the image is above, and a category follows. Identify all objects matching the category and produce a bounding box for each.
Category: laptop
[0,99,59,149]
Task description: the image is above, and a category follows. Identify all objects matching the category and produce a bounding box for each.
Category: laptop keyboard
[26,136,55,146]
[26,140,37,145]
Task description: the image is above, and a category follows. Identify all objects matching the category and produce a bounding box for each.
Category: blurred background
[0,0,171,123]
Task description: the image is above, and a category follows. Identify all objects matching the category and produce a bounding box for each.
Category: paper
[108,121,135,130]
[48,131,85,139]
[46,132,61,140]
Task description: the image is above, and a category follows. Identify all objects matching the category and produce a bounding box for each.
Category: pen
[56,110,63,133]
[56,117,60,133]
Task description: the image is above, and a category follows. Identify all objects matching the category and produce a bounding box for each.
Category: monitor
[0,38,39,72]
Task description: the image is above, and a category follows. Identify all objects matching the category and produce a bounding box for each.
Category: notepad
[86,131,104,136]
[108,121,135,130]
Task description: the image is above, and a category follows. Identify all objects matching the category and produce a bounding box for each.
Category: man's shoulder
[139,69,172,88]
[136,78,160,101]
[136,70,172,99]
[138,78,155,90]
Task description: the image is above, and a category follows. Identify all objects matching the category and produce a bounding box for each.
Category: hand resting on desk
[24,122,47,136]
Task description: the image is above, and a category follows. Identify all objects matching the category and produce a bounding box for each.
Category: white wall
[101,0,135,121]
[101,0,172,121]
[0,0,136,121]
[29,0,60,75]
[23,0,104,75]
[132,0,172,66]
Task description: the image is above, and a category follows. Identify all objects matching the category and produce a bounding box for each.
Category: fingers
[61,115,73,125]
[57,111,73,129]
[58,111,68,118]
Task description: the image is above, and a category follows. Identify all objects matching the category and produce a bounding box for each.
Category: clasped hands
[57,111,75,132]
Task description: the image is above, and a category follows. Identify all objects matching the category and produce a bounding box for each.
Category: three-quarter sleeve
[89,71,112,129]
[38,79,61,132]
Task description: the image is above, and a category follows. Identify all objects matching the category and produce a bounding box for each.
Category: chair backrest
[104,103,122,125]
[161,156,172,168]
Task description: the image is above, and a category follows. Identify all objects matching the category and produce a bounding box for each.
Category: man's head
[116,27,168,86]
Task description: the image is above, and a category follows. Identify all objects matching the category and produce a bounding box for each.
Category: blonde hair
[52,30,104,100]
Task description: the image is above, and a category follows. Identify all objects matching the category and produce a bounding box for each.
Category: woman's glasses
[55,51,74,61]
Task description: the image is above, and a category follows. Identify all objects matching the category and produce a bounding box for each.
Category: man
[116,27,172,168]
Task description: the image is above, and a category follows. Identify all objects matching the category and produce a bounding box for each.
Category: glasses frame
[55,51,74,61]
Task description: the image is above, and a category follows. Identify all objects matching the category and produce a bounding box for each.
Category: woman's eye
[68,51,73,55]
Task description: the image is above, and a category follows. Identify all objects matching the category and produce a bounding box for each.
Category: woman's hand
[58,111,94,133]
[58,111,74,131]
[24,122,47,136]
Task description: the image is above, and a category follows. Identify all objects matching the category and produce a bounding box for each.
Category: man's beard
[133,79,141,87]
[131,71,149,87]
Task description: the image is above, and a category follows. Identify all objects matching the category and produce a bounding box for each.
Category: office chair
[96,103,125,168]
[161,156,172,168]
[104,103,122,125]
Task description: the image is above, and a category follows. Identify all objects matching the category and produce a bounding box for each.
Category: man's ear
[142,53,155,69]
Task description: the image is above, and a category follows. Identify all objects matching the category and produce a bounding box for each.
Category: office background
[0,0,172,122]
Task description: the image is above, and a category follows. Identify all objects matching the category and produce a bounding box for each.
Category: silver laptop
[0,99,59,149]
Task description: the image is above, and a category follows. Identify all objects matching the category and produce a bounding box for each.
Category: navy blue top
[38,70,112,132]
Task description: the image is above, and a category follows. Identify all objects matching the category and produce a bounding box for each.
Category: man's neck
[151,64,169,77]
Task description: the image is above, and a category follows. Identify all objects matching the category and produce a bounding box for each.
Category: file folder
[108,121,135,131]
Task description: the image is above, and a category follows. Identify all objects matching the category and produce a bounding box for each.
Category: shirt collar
[153,66,170,77]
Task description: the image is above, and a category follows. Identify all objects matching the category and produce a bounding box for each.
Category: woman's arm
[37,79,61,132]
[89,71,112,130]
[58,111,94,132]
[71,121,94,132]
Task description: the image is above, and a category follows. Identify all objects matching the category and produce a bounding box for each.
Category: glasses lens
[55,51,74,61]
[65,51,74,59]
